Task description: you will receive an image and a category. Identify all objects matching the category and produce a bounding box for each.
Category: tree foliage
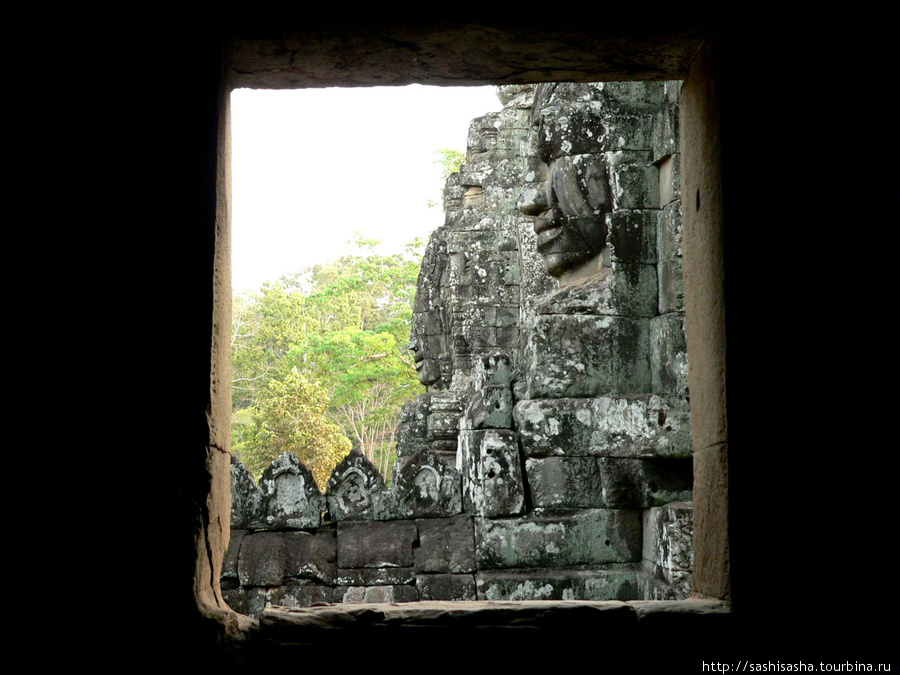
[236,368,351,488]
[232,235,424,485]
[435,147,466,179]
[428,147,466,208]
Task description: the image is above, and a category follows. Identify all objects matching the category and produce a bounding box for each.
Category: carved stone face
[409,304,446,387]
[409,334,440,386]
[519,108,612,278]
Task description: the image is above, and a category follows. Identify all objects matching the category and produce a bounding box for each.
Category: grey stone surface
[474,352,513,388]
[425,392,464,442]
[258,452,326,530]
[475,509,642,570]
[238,532,288,587]
[268,584,334,609]
[651,313,689,397]
[395,396,431,465]
[336,520,417,569]
[223,586,266,619]
[515,395,692,459]
[529,262,658,318]
[416,574,477,601]
[337,585,418,604]
[336,567,415,586]
[464,384,514,429]
[652,97,681,163]
[326,450,389,521]
[642,501,694,572]
[283,530,336,585]
[525,455,691,509]
[476,569,640,601]
[607,210,659,264]
[638,560,692,601]
[414,514,476,574]
[612,159,659,210]
[222,529,246,588]
[518,314,652,399]
[392,448,462,518]
[657,198,683,261]
[458,428,525,517]
[526,457,606,509]
[658,257,685,314]
[230,459,263,530]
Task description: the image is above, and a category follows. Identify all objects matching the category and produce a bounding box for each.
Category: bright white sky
[230,85,502,292]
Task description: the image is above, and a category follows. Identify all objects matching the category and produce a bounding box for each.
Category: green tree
[428,147,466,208]
[232,235,424,484]
[235,368,351,488]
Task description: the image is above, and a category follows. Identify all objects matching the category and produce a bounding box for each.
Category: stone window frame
[202,26,729,640]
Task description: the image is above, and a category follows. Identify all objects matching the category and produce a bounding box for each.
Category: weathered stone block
[222,586,266,619]
[607,210,658,264]
[451,282,520,308]
[658,257,685,314]
[258,452,325,530]
[414,515,475,574]
[230,459,263,530]
[657,152,681,206]
[476,569,640,601]
[222,529,246,587]
[652,101,680,163]
[536,103,603,156]
[481,185,523,211]
[596,80,666,115]
[475,509,642,569]
[464,385,514,429]
[657,199,683,262]
[606,115,654,152]
[598,457,693,507]
[336,585,418,604]
[638,560,692,601]
[416,574,477,601]
[530,264,657,318]
[519,315,652,399]
[426,411,462,442]
[326,450,389,521]
[525,457,692,509]
[474,351,513,388]
[458,428,525,517]
[447,229,517,254]
[395,396,431,464]
[515,395,692,459]
[642,501,694,572]
[392,448,462,518]
[336,520,417,569]
[336,567,415,586]
[238,532,287,587]
[526,457,606,508]
[651,313,689,397]
[268,584,334,609]
[283,529,336,585]
[611,161,659,210]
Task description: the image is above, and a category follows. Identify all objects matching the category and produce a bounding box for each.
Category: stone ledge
[259,597,729,634]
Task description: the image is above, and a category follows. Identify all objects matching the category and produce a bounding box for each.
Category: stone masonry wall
[223,82,692,618]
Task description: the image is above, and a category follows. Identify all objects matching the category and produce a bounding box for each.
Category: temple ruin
[224,80,692,616]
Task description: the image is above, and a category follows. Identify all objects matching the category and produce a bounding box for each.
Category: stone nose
[517,187,549,216]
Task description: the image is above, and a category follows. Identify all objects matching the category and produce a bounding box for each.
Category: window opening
[223,81,693,616]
